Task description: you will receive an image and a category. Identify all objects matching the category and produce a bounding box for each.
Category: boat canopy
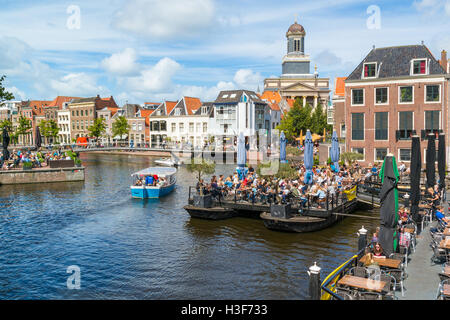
[131,167,177,177]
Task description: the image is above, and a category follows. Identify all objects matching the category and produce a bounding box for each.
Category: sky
[0,0,449,106]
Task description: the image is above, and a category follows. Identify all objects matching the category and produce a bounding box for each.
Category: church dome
[286,22,305,36]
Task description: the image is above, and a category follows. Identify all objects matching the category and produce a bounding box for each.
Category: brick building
[332,77,347,139]
[345,44,449,166]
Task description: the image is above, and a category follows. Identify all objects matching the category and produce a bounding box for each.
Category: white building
[57,106,71,144]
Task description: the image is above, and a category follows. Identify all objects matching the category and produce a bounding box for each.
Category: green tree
[0,119,13,132]
[310,103,332,135]
[17,115,32,145]
[0,75,14,102]
[186,158,216,194]
[112,116,130,143]
[277,98,312,141]
[88,118,106,140]
[341,152,364,165]
[39,119,60,144]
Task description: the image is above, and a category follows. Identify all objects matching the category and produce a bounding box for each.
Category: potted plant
[74,159,82,167]
[186,158,215,208]
[22,161,33,171]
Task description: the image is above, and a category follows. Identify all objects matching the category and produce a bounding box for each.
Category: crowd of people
[195,161,391,209]
[0,148,76,170]
[134,174,169,187]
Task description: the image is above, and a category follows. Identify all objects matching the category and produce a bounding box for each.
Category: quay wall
[0,167,85,185]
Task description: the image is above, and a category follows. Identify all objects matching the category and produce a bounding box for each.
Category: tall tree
[276,98,312,140]
[310,103,332,135]
[0,119,13,132]
[39,119,60,144]
[88,118,106,140]
[112,116,130,142]
[0,75,14,102]
[17,115,32,145]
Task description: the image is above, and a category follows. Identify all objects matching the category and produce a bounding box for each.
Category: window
[179,123,184,132]
[352,148,365,160]
[412,59,426,75]
[398,111,413,139]
[426,85,440,102]
[399,149,411,162]
[201,106,207,115]
[363,63,376,78]
[189,122,194,133]
[132,123,137,131]
[175,108,181,116]
[351,113,364,140]
[160,121,167,131]
[196,123,201,133]
[352,89,364,105]
[203,123,207,133]
[425,110,440,130]
[76,110,79,116]
[171,123,176,132]
[375,88,388,104]
[375,148,388,161]
[375,112,388,140]
[399,86,413,103]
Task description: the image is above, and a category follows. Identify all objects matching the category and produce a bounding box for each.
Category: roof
[334,77,347,97]
[140,109,155,126]
[48,96,81,109]
[71,97,97,104]
[286,22,305,36]
[165,101,177,115]
[260,91,282,104]
[184,97,202,115]
[269,102,280,111]
[131,167,177,177]
[347,45,446,81]
[214,90,264,104]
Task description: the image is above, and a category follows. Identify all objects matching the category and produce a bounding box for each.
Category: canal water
[0,153,379,299]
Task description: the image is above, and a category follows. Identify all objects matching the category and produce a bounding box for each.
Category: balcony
[421,129,443,140]
[395,130,416,141]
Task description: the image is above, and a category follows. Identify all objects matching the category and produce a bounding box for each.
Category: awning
[131,167,177,177]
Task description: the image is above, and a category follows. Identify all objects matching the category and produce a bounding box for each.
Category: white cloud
[414,0,450,15]
[124,57,181,94]
[50,73,108,97]
[113,0,215,39]
[101,48,139,75]
[6,86,26,101]
[233,69,263,91]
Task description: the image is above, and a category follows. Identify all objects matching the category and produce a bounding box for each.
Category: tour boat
[154,157,180,167]
[130,167,177,199]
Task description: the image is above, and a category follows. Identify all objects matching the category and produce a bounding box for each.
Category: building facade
[332,77,347,139]
[345,44,449,166]
[263,20,330,108]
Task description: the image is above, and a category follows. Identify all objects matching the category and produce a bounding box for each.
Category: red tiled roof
[165,101,177,115]
[48,96,81,109]
[140,109,155,126]
[285,98,295,108]
[260,91,282,104]
[269,102,280,111]
[96,96,118,110]
[184,96,202,115]
[334,77,347,97]
[28,100,51,116]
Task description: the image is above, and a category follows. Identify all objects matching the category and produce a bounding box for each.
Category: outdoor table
[439,238,450,250]
[404,228,415,234]
[337,275,386,293]
[359,255,402,269]
[443,284,450,297]
[444,228,450,237]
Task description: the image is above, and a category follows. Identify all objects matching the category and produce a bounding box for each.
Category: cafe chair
[436,279,450,300]
[430,243,447,265]
[334,287,358,300]
[380,274,398,300]
[387,269,406,297]
[358,291,383,300]
[348,266,367,278]
[438,272,450,283]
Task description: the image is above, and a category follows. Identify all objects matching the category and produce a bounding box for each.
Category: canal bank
[0,166,85,185]
[0,153,380,299]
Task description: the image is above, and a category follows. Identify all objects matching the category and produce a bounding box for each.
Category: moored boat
[130,167,177,199]
[154,157,180,167]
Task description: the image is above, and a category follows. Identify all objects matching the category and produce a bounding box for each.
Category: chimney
[440,50,447,71]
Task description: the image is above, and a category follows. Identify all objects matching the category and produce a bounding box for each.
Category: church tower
[282,19,312,77]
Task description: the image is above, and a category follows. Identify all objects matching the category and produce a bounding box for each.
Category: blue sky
[1,0,449,105]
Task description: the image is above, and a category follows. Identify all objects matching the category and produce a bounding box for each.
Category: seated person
[372,242,385,258]
[435,206,449,224]
[399,227,411,249]
[145,175,154,186]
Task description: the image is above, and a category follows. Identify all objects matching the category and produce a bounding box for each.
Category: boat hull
[131,183,176,199]
[183,205,235,220]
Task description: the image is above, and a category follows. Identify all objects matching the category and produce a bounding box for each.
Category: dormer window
[174,108,181,116]
[222,94,229,99]
[412,59,427,75]
[201,106,207,115]
[363,62,377,78]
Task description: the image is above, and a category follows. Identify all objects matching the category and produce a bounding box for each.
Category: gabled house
[148,100,177,147]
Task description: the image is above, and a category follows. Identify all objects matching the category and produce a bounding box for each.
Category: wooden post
[308,262,321,300]
[358,226,368,256]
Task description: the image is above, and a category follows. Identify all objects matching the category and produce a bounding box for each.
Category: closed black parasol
[378,154,400,257]
[2,127,10,161]
[438,133,446,191]
[35,125,42,149]
[426,133,436,189]
[410,136,421,224]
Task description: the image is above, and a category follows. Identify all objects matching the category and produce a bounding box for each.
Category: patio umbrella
[410,136,422,223]
[237,132,246,168]
[304,130,314,185]
[378,154,400,257]
[426,133,436,188]
[280,131,287,162]
[438,133,446,191]
[2,127,10,161]
[330,131,340,173]
[35,125,42,149]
